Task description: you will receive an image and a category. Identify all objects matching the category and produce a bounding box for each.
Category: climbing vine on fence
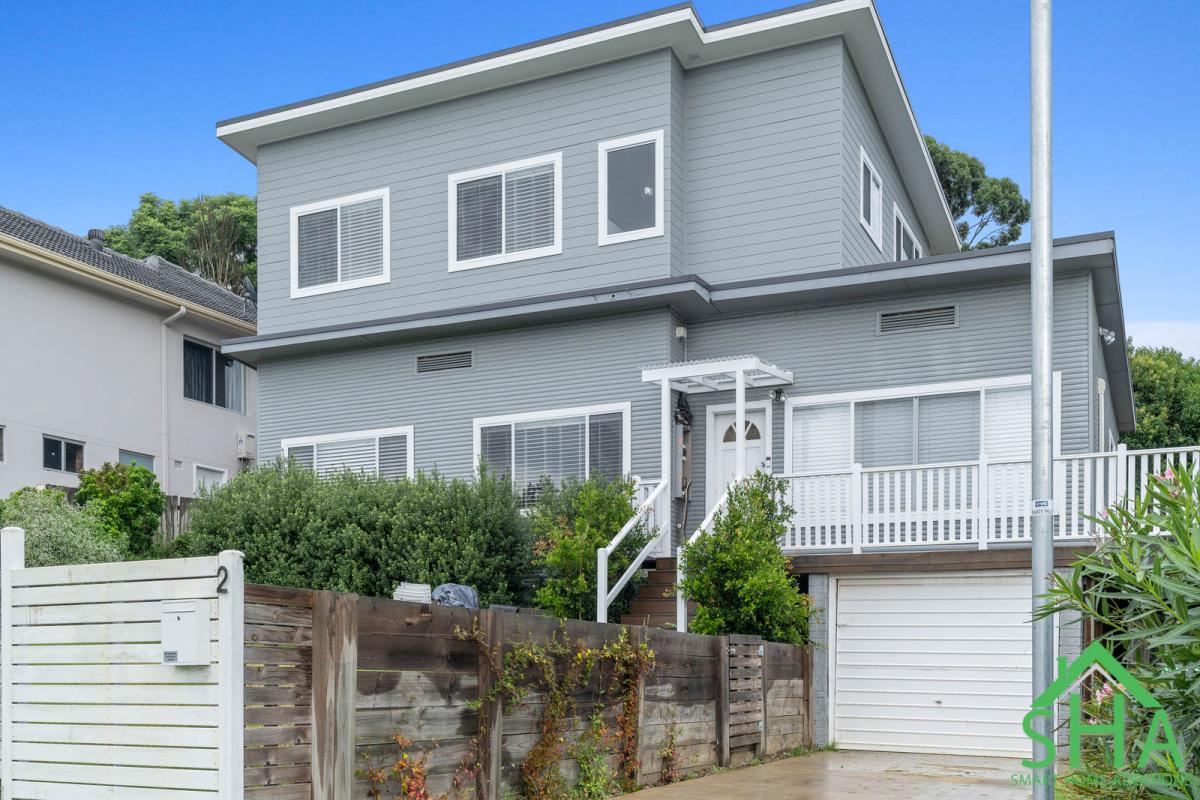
[455,619,655,800]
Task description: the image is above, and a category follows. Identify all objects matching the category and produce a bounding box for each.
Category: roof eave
[215,0,958,251]
[0,233,257,335]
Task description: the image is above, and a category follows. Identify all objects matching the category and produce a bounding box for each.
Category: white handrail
[596,479,670,624]
[675,481,737,633]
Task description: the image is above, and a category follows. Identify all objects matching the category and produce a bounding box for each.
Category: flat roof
[216,0,960,253]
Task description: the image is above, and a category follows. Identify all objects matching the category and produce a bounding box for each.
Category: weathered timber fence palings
[241,585,813,800]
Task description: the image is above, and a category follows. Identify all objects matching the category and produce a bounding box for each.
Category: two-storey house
[0,207,259,501]
[217,1,1154,757]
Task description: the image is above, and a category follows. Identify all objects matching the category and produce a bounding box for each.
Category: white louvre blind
[289,445,315,470]
[917,392,980,463]
[984,386,1032,460]
[515,417,585,496]
[792,404,852,472]
[480,425,513,478]
[587,412,624,479]
[855,398,914,468]
[315,438,376,476]
[504,163,556,253]
[195,466,226,492]
[297,209,338,288]
[339,198,385,281]
[378,435,409,479]
[457,176,503,261]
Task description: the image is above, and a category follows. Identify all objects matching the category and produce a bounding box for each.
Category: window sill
[290,272,390,299]
[448,243,562,272]
[183,396,247,417]
[598,226,664,247]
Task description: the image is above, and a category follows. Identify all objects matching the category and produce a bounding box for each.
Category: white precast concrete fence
[0,526,243,800]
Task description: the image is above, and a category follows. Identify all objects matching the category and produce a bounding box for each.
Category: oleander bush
[174,459,531,605]
[530,474,650,621]
[0,487,123,567]
[1041,466,1200,799]
[75,462,166,559]
[678,470,811,645]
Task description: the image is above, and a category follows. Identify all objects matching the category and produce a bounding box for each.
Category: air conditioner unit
[237,432,257,461]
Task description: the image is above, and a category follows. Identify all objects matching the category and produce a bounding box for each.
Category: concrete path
[632,751,1033,799]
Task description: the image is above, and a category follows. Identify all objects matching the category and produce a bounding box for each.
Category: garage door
[833,574,1034,757]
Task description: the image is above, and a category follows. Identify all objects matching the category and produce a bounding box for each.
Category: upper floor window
[474,403,629,506]
[859,147,883,251]
[449,153,562,271]
[119,450,155,471]
[290,188,390,297]
[184,339,246,413]
[598,130,664,246]
[282,426,414,479]
[43,435,84,473]
[893,204,921,262]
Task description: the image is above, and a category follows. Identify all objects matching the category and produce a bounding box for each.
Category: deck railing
[780,444,1200,553]
[596,477,670,623]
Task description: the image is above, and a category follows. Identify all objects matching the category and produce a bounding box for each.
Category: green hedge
[174,460,531,605]
[0,488,123,567]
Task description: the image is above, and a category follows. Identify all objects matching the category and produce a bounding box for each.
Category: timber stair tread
[620,560,692,628]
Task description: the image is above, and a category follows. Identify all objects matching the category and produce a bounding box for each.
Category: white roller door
[833,573,1035,757]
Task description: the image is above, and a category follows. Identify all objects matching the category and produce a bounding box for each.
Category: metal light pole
[1030,0,1056,796]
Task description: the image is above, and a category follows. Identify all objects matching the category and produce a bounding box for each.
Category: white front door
[709,407,769,503]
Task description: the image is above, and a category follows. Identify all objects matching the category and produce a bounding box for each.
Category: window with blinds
[450,153,561,270]
[291,188,389,296]
[283,426,413,480]
[477,407,626,506]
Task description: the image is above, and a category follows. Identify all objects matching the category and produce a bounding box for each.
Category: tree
[1122,343,1200,450]
[75,463,166,559]
[925,135,1031,250]
[103,192,257,289]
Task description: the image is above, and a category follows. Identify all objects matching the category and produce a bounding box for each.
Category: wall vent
[878,305,958,335]
[416,350,473,373]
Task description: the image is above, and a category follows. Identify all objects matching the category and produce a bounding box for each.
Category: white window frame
[448,152,563,272]
[783,373,1063,473]
[280,425,416,479]
[289,187,391,298]
[892,202,922,262]
[42,434,85,474]
[597,129,664,247]
[193,463,229,493]
[472,402,632,478]
[858,146,883,251]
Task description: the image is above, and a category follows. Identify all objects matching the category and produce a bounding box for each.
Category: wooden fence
[242,585,812,800]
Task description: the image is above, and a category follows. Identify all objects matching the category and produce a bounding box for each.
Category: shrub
[75,462,166,558]
[678,471,811,644]
[530,474,649,621]
[1041,467,1200,798]
[0,487,123,567]
[176,459,530,605]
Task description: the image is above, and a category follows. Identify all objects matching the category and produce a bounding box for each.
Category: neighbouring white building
[0,205,258,498]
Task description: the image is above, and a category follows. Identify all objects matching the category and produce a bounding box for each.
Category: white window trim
[280,425,416,479]
[472,402,632,477]
[783,372,1062,473]
[193,463,229,493]
[447,152,563,272]
[289,187,391,299]
[892,202,921,262]
[597,129,664,247]
[858,146,883,251]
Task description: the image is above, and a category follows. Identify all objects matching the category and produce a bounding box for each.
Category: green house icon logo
[1023,641,1184,772]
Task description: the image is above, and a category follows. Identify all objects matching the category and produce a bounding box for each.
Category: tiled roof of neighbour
[0,205,257,326]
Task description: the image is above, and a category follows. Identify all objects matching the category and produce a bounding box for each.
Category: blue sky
[2,1,1196,354]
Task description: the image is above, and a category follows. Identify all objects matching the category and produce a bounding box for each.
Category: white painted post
[675,544,687,633]
[849,463,863,554]
[1115,443,1128,509]
[661,378,672,554]
[978,454,990,549]
[596,548,608,624]
[1,527,25,800]
[734,369,747,480]
[217,550,245,800]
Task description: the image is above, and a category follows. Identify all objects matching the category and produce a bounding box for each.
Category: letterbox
[160,599,210,666]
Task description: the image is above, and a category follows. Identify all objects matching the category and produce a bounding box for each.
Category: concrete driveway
[633,751,1033,799]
